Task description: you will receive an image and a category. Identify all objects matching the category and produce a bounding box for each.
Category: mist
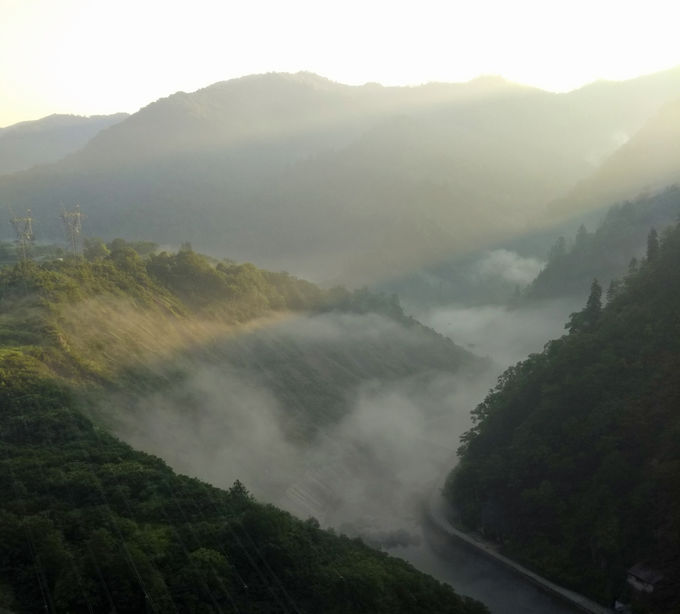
[103,292,585,540]
[417,298,581,368]
[281,370,495,543]
[103,300,586,613]
[110,294,578,538]
[472,249,544,286]
[112,311,495,544]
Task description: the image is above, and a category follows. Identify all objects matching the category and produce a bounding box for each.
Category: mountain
[548,96,680,221]
[0,113,128,176]
[445,220,680,612]
[2,68,680,282]
[0,245,488,613]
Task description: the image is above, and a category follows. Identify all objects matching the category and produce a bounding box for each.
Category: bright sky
[2,0,680,127]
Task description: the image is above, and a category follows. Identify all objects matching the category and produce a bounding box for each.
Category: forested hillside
[526,185,680,301]
[0,243,487,613]
[0,362,486,613]
[445,220,680,612]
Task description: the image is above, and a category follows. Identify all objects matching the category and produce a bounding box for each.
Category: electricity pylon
[10,208,34,263]
[61,205,84,258]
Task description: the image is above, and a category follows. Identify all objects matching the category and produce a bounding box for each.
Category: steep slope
[0,241,476,393]
[526,185,680,301]
[445,220,680,612]
[549,97,680,221]
[2,68,680,281]
[0,361,487,614]
[0,113,128,175]
[23,245,483,538]
[0,247,488,613]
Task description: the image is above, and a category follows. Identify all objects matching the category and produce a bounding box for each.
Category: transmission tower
[10,208,34,263]
[61,205,84,258]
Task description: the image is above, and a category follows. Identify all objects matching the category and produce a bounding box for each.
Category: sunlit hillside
[0,243,488,613]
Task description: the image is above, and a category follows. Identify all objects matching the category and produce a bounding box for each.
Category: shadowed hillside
[446,218,680,613]
[527,185,680,301]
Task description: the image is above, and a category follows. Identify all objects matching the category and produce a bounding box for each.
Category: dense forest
[0,363,488,613]
[0,244,487,613]
[525,185,680,301]
[446,220,680,612]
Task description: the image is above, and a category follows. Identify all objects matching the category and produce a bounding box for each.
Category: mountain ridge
[0,112,128,176]
[2,68,680,283]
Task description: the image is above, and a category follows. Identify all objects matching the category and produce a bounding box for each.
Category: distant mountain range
[0,112,128,175]
[2,68,680,283]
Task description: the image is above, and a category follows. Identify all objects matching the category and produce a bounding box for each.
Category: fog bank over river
[415,298,581,368]
[391,298,590,613]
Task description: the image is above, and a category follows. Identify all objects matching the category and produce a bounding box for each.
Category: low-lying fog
[417,298,582,368]
[115,294,578,540]
[115,312,493,543]
[110,289,584,613]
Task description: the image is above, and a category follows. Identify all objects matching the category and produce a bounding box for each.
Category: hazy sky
[2,0,680,127]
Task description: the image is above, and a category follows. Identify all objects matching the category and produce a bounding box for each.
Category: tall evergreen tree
[566,278,602,333]
[585,278,602,318]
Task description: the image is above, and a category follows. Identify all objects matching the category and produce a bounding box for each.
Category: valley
[2,58,680,613]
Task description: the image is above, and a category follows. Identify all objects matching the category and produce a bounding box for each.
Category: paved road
[392,525,584,614]
[386,471,615,614]
[425,495,613,614]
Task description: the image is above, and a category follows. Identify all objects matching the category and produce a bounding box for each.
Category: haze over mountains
[552,97,680,218]
[2,67,680,282]
[0,113,128,176]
